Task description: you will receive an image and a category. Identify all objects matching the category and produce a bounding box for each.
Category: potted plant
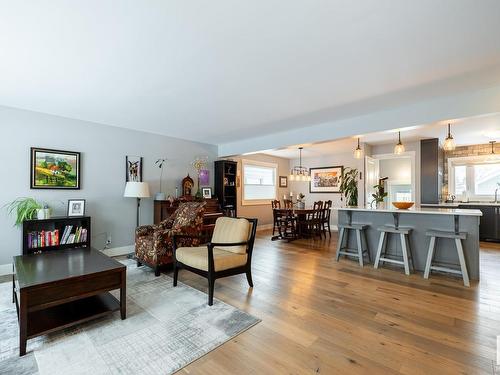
[297,193,306,209]
[155,158,167,200]
[371,184,388,208]
[339,167,359,207]
[5,197,44,226]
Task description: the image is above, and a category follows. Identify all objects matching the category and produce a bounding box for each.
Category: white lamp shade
[124,182,150,198]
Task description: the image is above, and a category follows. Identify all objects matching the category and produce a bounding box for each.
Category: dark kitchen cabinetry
[459,205,500,242]
[420,138,443,204]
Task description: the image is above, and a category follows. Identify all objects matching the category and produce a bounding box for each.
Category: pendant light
[289,147,311,181]
[486,141,497,161]
[353,138,363,159]
[394,131,405,155]
[443,123,456,151]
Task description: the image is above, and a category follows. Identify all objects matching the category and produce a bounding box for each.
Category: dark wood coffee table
[12,248,126,356]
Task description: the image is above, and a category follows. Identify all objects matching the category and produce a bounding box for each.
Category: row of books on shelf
[27,226,88,249]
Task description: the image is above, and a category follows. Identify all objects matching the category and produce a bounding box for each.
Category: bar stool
[336,223,371,267]
[423,215,469,286]
[374,225,413,275]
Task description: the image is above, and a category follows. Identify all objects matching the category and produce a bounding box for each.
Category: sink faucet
[495,182,500,203]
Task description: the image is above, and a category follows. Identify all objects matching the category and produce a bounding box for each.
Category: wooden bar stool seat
[374,225,414,275]
[423,229,469,287]
[336,223,371,267]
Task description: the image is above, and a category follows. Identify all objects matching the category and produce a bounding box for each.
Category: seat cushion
[211,217,250,254]
[176,246,247,272]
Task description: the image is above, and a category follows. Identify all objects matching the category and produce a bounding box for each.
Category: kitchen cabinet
[420,138,443,204]
[459,205,500,242]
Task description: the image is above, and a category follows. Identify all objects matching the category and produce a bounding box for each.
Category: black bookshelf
[214,160,237,217]
[22,216,91,255]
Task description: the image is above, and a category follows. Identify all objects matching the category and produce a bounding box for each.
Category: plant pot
[37,209,45,220]
[297,201,305,209]
[155,192,166,201]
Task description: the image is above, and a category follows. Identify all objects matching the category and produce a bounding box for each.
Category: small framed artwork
[126,156,143,182]
[67,199,86,216]
[309,166,343,193]
[202,187,212,199]
[31,147,81,189]
[279,176,288,188]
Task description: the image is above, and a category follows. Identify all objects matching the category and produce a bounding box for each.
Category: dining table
[272,207,331,240]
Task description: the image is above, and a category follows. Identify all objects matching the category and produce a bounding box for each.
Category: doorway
[365,152,416,207]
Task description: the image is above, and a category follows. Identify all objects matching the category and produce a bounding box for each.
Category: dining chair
[307,201,324,238]
[271,200,281,236]
[322,200,332,237]
[283,199,294,209]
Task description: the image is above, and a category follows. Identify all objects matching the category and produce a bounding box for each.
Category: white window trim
[448,155,499,200]
[241,159,278,206]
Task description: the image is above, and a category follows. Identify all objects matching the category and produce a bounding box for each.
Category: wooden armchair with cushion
[173,216,258,305]
[135,201,206,276]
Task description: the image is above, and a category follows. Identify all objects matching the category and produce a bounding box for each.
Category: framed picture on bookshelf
[202,187,212,199]
[67,199,86,216]
[126,155,143,182]
[30,147,81,189]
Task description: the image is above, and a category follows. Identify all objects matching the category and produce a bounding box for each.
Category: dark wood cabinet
[214,160,237,217]
[461,205,500,242]
[420,138,443,204]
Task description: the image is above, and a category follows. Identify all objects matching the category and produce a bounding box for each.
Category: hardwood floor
[172,230,500,374]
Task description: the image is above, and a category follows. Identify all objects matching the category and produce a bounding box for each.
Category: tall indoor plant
[339,167,359,207]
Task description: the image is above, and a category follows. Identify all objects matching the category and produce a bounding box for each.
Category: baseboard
[256,224,274,231]
[0,263,12,276]
[332,224,338,231]
[102,245,134,257]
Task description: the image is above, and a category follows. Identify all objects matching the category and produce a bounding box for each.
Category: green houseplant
[339,167,359,207]
[5,197,43,226]
[371,184,388,208]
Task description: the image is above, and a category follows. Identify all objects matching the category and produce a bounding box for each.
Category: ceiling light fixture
[443,123,456,151]
[490,140,496,154]
[394,131,405,155]
[353,138,363,159]
[289,147,310,182]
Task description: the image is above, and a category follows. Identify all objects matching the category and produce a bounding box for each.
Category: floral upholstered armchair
[135,201,206,276]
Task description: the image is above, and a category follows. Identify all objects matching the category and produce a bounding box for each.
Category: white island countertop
[336,206,483,216]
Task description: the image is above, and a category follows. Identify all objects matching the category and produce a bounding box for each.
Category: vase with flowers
[296,193,306,209]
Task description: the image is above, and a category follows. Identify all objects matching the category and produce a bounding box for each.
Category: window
[449,156,500,199]
[242,160,277,205]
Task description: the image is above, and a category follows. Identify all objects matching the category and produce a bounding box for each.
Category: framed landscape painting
[309,166,343,193]
[31,147,81,189]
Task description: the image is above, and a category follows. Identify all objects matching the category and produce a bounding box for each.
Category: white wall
[0,106,217,266]
[289,151,364,228]
[371,141,421,205]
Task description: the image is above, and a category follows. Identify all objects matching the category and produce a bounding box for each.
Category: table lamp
[124,181,150,227]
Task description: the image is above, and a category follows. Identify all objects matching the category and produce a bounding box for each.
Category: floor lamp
[124,182,150,257]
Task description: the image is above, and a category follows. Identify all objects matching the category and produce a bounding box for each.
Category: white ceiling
[262,113,500,159]
[1,1,500,145]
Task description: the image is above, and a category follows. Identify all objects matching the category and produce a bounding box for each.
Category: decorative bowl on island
[392,201,415,210]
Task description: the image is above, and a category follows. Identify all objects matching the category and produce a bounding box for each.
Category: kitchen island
[337,206,482,280]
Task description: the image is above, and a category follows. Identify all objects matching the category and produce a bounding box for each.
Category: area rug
[0,259,260,375]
